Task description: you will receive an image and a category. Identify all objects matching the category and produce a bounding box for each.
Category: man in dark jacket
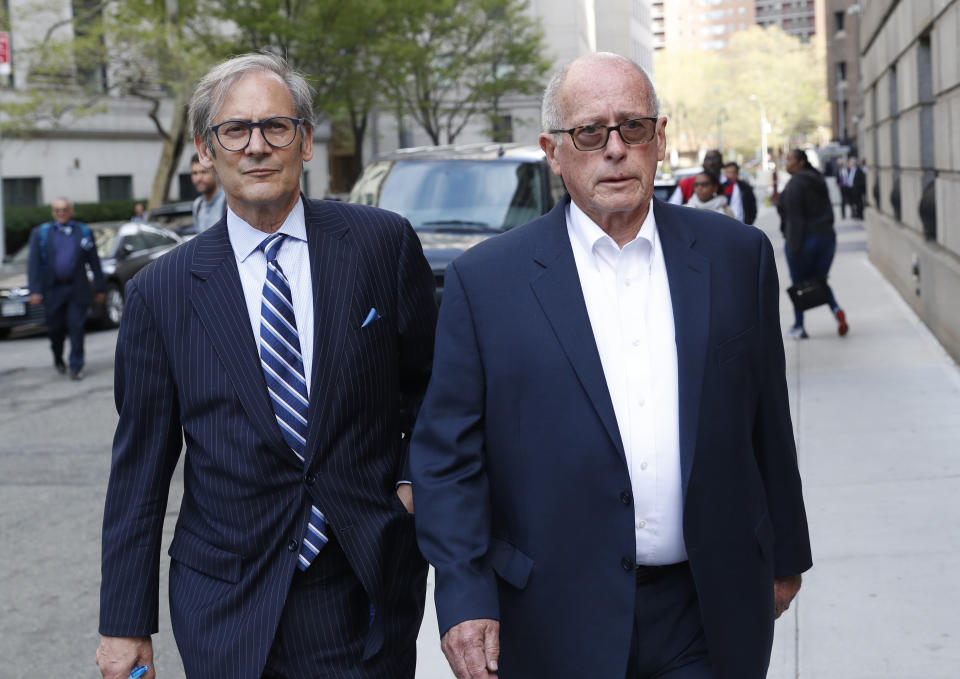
[27,198,105,379]
[723,162,758,224]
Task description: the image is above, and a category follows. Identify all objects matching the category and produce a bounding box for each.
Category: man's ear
[539,133,563,177]
[194,135,216,168]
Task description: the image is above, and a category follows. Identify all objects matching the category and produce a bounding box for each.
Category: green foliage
[655,25,828,160]
[3,199,145,254]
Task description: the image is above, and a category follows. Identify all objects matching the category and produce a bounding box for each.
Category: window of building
[837,61,847,82]
[2,177,43,207]
[491,114,513,143]
[98,175,133,202]
[835,10,845,32]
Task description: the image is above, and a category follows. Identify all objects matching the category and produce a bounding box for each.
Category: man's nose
[246,126,272,154]
[604,128,628,157]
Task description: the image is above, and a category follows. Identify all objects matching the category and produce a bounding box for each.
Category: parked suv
[349,143,565,300]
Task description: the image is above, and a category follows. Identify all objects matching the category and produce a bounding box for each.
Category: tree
[379,0,551,145]
[4,0,225,207]
[654,25,828,162]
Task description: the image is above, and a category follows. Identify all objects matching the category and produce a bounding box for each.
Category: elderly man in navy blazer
[411,53,812,679]
[96,53,436,679]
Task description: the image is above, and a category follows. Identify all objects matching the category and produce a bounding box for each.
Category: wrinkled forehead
[560,61,654,121]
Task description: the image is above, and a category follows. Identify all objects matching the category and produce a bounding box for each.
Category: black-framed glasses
[550,116,659,151]
[210,116,304,152]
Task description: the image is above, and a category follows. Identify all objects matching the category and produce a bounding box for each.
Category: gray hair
[189,52,315,153]
[541,52,660,139]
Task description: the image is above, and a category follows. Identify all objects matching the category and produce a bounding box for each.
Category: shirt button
[624,279,631,287]
[640,461,648,470]
[305,473,316,486]
[638,520,647,529]
[287,539,299,552]
[632,339,640,347]
[621,557,634,571]
[638,396,646,407]
[620,490,633,506]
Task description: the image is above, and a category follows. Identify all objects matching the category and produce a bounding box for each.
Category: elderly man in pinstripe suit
[96,53,437,679]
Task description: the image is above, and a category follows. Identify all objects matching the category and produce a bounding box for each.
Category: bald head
[51,198,73,226]
[541,53,660,133]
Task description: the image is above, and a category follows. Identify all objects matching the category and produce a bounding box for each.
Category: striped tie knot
[260,232,287,263]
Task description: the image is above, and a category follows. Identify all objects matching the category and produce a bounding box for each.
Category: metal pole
[0,122,5,262]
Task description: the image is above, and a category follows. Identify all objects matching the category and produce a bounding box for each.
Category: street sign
[0,32,10,76]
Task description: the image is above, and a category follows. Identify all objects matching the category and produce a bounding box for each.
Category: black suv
[348,143,565,300]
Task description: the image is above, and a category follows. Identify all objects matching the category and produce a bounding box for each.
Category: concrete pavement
[1,203,957,677]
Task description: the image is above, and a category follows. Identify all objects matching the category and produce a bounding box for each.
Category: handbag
[787,278,831,311]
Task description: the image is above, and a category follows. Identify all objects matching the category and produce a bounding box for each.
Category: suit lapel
[302,199,356,469]
[189,221,292,459]
[529,199,626,462]
[654,200,710,497]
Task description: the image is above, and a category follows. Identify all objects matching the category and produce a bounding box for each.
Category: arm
[82,225,107,298]
[98,281,183,664]
[395,219,438,485]
[754,234,813,578]
[27,227,43,301]
[409,262,500,676]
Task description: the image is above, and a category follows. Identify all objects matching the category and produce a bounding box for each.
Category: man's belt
[636,561,688,585]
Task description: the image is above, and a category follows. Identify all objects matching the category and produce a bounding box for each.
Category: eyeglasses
[550,117,659,151]
[210,116,304,152]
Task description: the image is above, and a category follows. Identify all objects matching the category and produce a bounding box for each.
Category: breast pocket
[715,325,757,366]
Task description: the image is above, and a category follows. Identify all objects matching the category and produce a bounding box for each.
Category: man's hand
[96,635,154,679]
[95,292,107,305]
[29,293,42,306]
[397,483,415,514]
[441,619,500,678]
[774,574,802,619]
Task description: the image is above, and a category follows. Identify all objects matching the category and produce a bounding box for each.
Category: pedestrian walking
[685,170,734,217]
[96,53,437,679]
[189,152,226,232]
[723,161,758,224]
[779,148,849,339]
[411,52,811,679]
[26,198,105,379]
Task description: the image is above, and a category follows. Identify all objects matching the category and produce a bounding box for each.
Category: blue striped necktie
[258,233,328,570]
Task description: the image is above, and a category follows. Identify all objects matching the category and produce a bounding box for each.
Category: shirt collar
[567,198,657,263]
[228,197,307,263]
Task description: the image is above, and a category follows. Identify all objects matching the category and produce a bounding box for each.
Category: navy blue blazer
[410,196,812,679]
[27,220,105,303]
[100,198,437,678]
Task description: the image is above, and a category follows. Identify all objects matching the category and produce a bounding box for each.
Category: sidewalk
[758,206,960,677]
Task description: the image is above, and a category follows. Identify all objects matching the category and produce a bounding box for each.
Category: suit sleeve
[754,234,812,576]
[409,261,499,636]
[99,280,183,636]
[395,219,438,481]
[84,228,106,293]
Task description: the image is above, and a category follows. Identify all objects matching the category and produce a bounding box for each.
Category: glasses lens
[217,121,251,151]
[619,118,656,144]
[572,124,607,151]
[263,117,297,147]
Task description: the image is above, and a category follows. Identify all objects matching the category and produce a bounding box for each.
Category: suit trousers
[261,534,414,679]
[625,564,714,679]
[44,285,88,373]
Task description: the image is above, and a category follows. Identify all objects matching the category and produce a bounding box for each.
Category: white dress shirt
[567,200,687,565]
[227,198,315,395]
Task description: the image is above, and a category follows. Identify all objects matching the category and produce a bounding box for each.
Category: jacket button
[621,557,634,571]
[620,491,632,506]
[305,473,316,486]
[287,539,299,552]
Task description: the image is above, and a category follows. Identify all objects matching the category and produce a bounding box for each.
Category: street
[2,205,958,677]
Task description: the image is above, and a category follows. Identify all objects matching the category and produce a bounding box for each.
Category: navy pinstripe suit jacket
[100,198,437,678]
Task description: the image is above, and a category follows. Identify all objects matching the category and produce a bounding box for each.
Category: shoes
[835,309,849,337]
[54,358,66,374]
[70,369,85,381]
[788,326,809,340]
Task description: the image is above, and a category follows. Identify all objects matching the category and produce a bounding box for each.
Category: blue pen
[129,666,149,679]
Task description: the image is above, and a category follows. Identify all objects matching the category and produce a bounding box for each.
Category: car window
[141,228,178,249]
[375,160,544,232]
[120,234,148,254]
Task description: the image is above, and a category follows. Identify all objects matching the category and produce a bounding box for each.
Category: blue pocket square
[361,307,382,328]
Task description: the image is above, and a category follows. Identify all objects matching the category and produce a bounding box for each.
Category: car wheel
[104,284,124,328]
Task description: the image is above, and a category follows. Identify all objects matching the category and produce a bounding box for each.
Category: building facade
[825,0,862,146]
[860,0,960,362]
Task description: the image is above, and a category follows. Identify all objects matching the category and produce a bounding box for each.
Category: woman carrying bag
[778,148,850,339]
